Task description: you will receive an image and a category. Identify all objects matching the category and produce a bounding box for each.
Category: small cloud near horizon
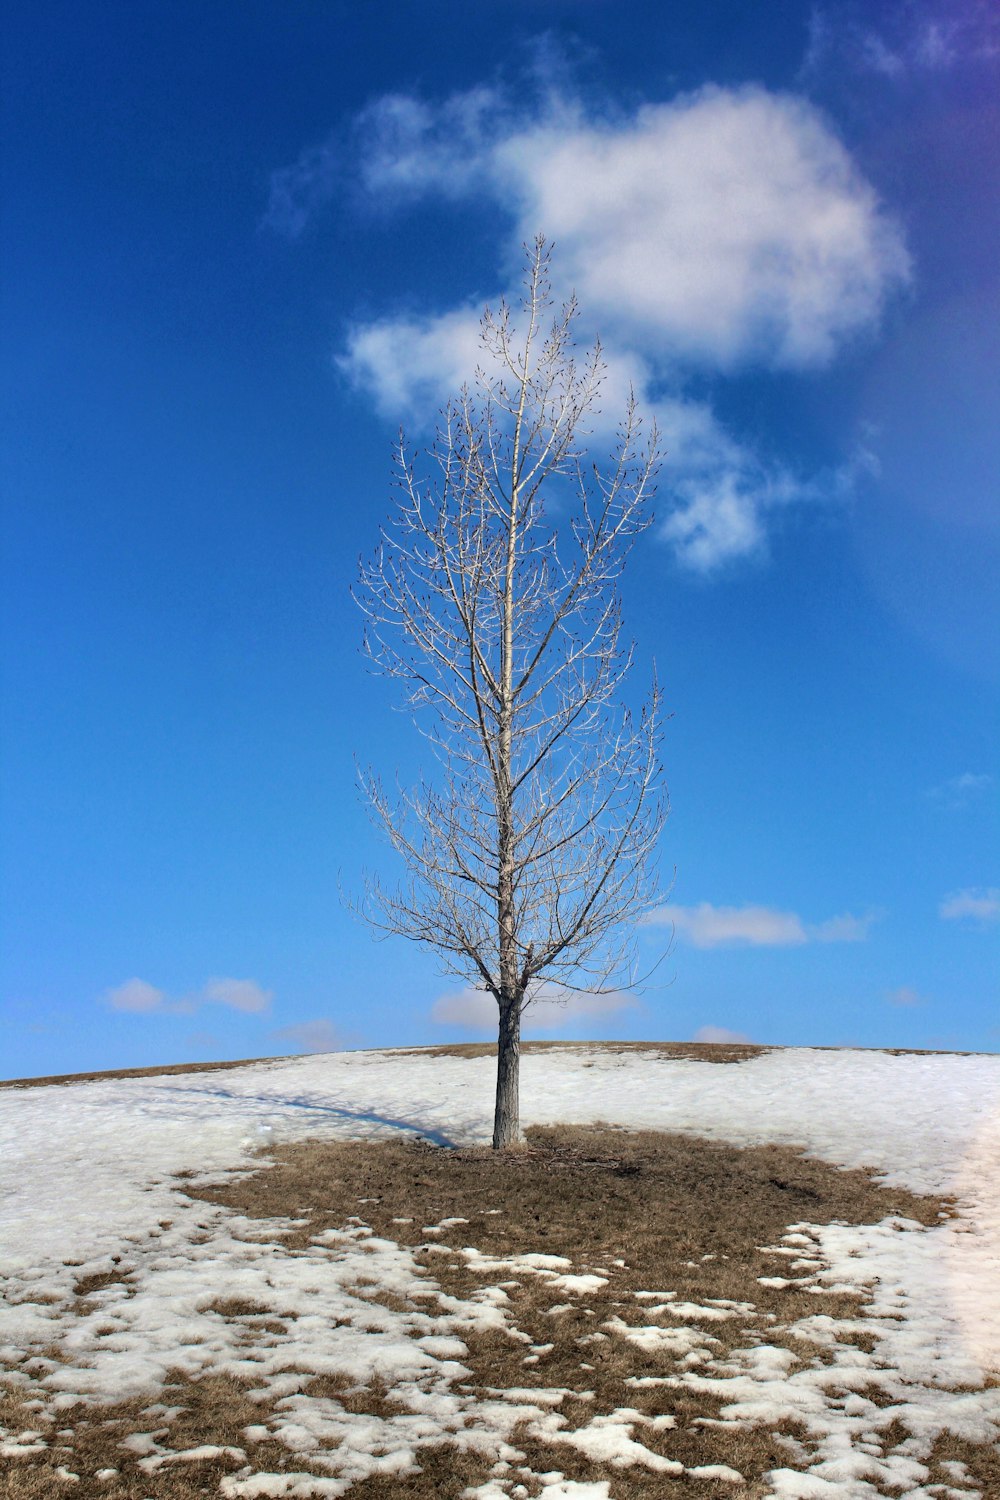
[104,976,273,1016]
[104,979,196,1016]
[106,978,169,1014]
[886,986,926,1007]
[939,888,1000,925]
[184,1030,223,1053]
[272,1019,345,1054]
[432,982,636,1034]
[203,977,273,1014]
[692,1024,754,1044]
[646,902,877,949]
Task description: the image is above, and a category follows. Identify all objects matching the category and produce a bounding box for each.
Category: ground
[1,1043,998,1498]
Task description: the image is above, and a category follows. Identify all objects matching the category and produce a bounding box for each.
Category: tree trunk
[493,996,521,1149]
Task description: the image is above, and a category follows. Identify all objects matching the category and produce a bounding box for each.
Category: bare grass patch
[178,1126,953,1494]
[4,1126,993,1499]
[0,1372,288,1499]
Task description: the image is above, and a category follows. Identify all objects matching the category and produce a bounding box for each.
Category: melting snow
[1,1044,998,1498]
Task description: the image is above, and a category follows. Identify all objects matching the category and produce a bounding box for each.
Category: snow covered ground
[1,1045,998,1498]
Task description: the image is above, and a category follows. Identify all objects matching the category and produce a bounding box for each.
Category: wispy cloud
[340,317,864,573]
[264,141,340,237]
[804,2,999,79]
[886,986,927,1007]
[939,888,1000,925]
[103,976,274,1016]
[811,911,878,943]
[926,772,994,810]
[692,1024,754,1044]
[647,902,878,949]
[276,67,908,572]
[646,395,874,573]
[272,1019,345,1054]
[432,981,635,1034]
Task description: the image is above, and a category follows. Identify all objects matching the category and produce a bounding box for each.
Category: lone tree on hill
[355,238,667,1149]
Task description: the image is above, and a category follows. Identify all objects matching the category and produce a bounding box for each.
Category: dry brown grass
[389,1040,772,1064]
[0,1056,297,1092]
[0,1372,286,1498]
[4,1038,991,1093]
[402,1039,994,1062]
[3,1126,996,1499]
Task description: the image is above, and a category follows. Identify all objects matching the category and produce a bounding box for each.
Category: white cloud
[326,74,906,571]
[662,904,808,948]
[102,976,273,1017]
[105,978,169,1014]
[272,1019,344,1054]
[340,305,485,422]
[692,1024,754,1044]
[351,82,909,370]
[431,989,496,1031]
[939,888,1000,925]
[648,902,877,949]
[432,982,635,1034]
[202,977,273,1014]
[501,93,908,370]
[661,469,768,571]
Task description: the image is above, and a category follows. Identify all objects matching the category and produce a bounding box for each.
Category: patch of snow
[458,1248,608,1297]
[537,1407,681,1472]
[657,1300,742,1321]
[140,1443,246,1471]
[604,1316,720,1357]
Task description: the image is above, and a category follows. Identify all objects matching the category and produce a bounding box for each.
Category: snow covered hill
[1,1044,998,1498]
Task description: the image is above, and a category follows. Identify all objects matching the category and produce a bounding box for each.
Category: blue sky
[2,0,997,1079]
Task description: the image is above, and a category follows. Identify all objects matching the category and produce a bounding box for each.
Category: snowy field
[1,1044,998,1498]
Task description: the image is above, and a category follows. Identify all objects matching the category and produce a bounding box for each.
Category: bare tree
[355,238,667,1148]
